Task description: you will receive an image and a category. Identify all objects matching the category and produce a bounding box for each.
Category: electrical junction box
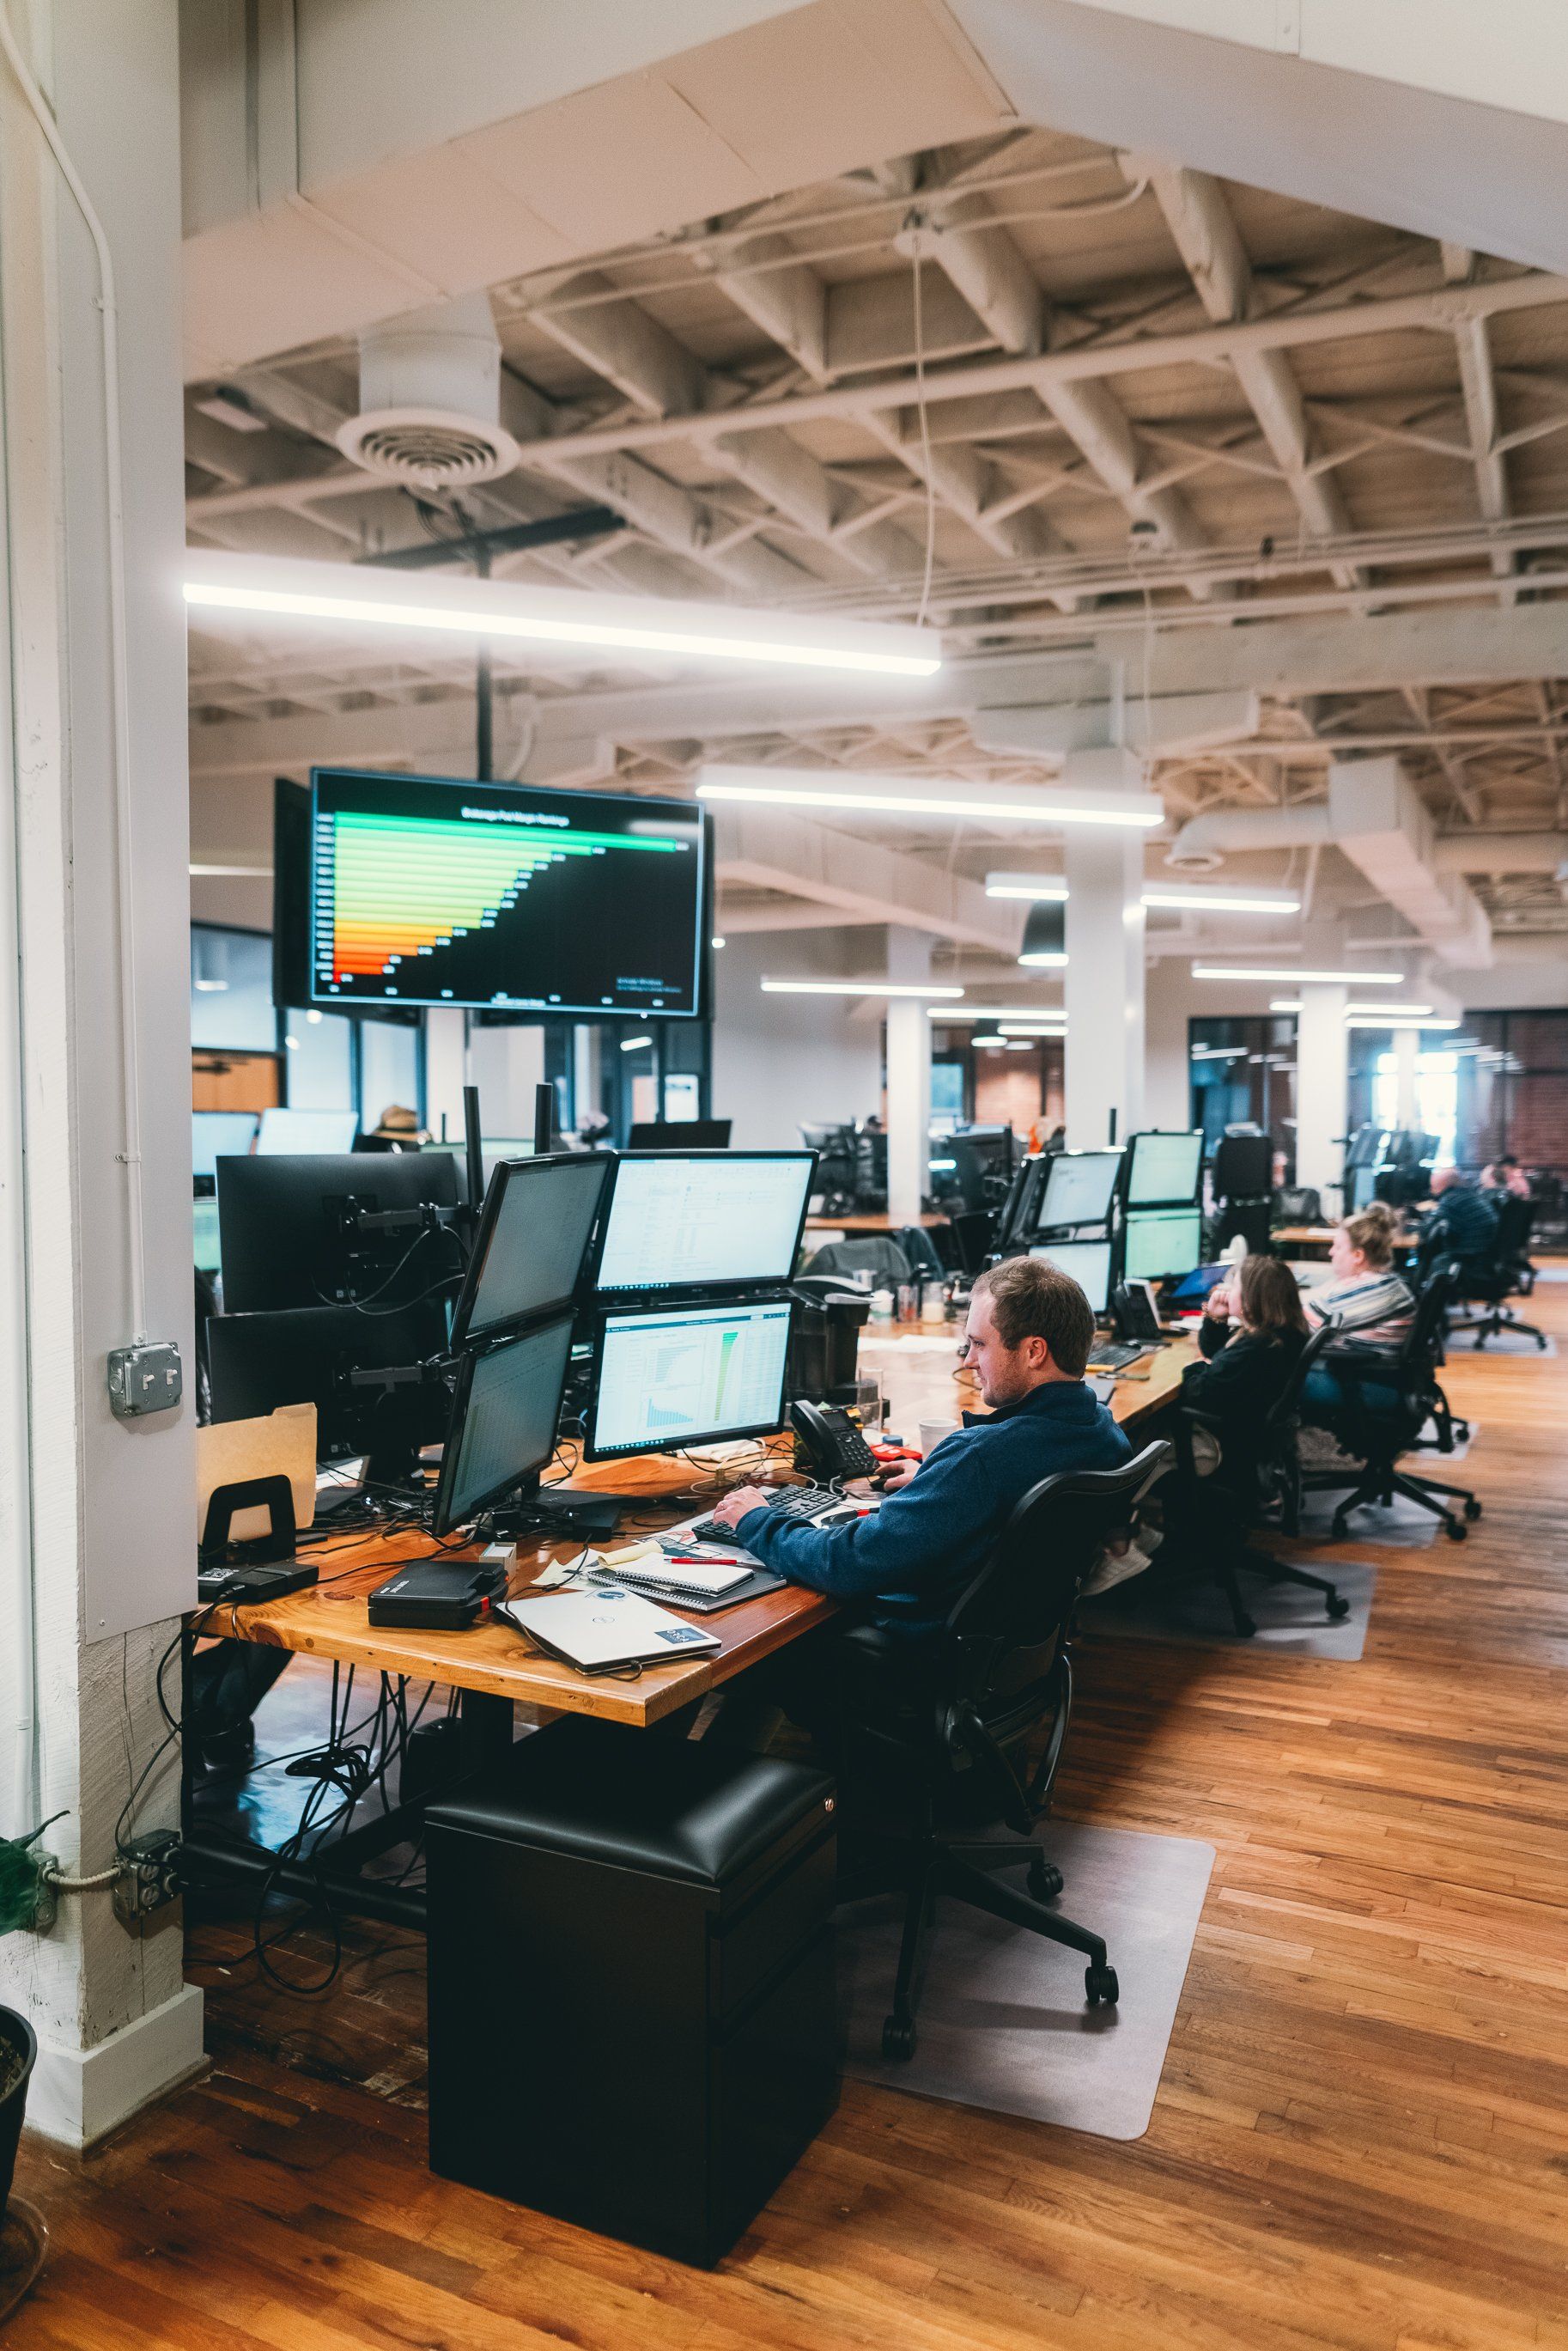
[107,1341,183,1419]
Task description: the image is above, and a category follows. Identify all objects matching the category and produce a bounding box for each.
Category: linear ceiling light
[931,1005,1062,1021]
[1142,886,1300,914]
[182,551,941,679]
[1193,964,1405,985]
[699,766,1162,827]
[1271,998,1439,1020]
[618,1034,654,1051]
[1347,1014,1460,1032]
[989,873,1299,915]
[997,1020,1067,1036]
[759,978,964,999]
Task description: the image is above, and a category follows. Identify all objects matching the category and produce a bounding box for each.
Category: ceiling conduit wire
[0,3,150,1352]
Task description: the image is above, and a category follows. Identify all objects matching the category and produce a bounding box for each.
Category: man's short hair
[972,1256,1094,1377]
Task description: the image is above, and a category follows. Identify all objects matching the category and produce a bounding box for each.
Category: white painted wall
[710,931,884,1149]
[0,0,202,2144]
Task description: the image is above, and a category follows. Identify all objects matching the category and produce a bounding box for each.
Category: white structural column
[1393,1026,1421,1132]
[1062,758,1147,1148]
[1296,984,1351,1209]
[423,1006,470,1144]
[884,932,933,1227]
[0,0,203,2145]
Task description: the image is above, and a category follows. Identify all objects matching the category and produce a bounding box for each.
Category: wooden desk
[210,1329,1194,1731]
[1273,1221,1418,1259]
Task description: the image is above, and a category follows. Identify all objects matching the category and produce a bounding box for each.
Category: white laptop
[496,1587,721,1674]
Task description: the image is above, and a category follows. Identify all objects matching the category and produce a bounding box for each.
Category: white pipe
[0,4,147,1340]
[1431,832,1564,874]
[1164,805,1334,870]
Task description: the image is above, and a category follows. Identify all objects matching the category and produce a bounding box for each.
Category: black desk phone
[1111,1279,1164,1343]
[789,1400,879,1482]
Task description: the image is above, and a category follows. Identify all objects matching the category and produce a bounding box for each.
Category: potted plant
[0,2004,36,2232]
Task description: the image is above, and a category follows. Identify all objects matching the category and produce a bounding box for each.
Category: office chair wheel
[1327,1595,1351,1622]
[1464,1497,1482,1520]
[1027,1857,1063,1902]
[1085,1964,1119,2008]
[1443,1517,1468,1542]
[882,2015,917,2062]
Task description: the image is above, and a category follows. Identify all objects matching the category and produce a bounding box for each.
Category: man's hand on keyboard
[711,1483,772,1531]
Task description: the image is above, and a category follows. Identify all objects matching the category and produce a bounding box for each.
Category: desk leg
[458,1690,515,1774]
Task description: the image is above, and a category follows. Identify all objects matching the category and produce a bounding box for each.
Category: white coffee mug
[919,1419,961,1459]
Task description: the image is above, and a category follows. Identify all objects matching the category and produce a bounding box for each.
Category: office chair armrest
[1320,1343,1404,1382]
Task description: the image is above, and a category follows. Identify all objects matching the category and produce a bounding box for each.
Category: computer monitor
[585,1297,794,1459]
[1027,1239,1112,1317]
[448,1153,612,1347]
[193,1112,258,1185]
[193,1196,223,1276]
[206,1300,453,1475]
[1122,1206,1204,1284]
[994,1155,1046,1255]
[217,1150,462,1313]
[627,1118,732,1151]
[1127,1130,1202,1209]
[257,1106,360,1155]
[1036,1148,1124,1233]
[593,1152,814,1294]
[429,1314,576,1535]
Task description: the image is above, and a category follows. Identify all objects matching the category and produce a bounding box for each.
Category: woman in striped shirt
[1301,1204,1414,1422]
[1303,1205,1415,1343]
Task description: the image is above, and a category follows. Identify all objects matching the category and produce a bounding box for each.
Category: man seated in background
[1481,1154,1531,1203]
[712,1257,1131,1636]
[1416,1166,1499,1284]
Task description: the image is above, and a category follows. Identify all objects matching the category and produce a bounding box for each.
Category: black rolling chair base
[1209,1547,1349,1638]
[863,1841,1118,2062]
[1315,1467,1474,1543]
[1451,1306,1549,1351]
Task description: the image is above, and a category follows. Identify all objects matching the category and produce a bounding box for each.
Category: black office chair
[800,1235,912,1288]
[1301,1273,1481,1542]
[1173,1322,1352,1637]
[1272,1184,1323,1227]
[835,1441,1174,2059]
[1448,1196,1547,1350]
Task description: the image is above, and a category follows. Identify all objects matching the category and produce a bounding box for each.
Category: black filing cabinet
[425,1718,838,2266]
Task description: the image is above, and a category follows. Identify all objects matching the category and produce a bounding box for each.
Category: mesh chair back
[944,1441,1173,1721]
[800,1235,912,1287]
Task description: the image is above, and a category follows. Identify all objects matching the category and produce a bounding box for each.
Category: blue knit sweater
[735,1379,1132,1632]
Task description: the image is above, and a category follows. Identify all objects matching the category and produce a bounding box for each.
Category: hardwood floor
[11,1289,1568,2349]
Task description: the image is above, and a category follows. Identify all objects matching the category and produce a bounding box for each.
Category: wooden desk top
[1274,1221,1417,1253]
[212,1324,1195,1727]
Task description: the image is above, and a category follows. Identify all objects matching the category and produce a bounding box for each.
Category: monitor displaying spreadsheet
[1122,1207,1204,1284]
[586,1299,793,1459]
[1127,1130,1202,1208]
[593,1153,813,1294]
[1028,1239,1112,1316]
[1036,1149,1123,1233]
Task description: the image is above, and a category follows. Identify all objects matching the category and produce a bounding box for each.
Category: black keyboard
[1089,1341,1153,1371]
[690,1488,836,1542]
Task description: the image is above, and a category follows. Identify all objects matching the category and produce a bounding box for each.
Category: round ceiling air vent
[336,407,520,495]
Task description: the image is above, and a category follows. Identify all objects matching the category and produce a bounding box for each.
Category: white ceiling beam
[1129,155,1360,587]
[499,271,1568,468]
[822,268,990,375]
[1452,315,1513,588]
[898,194,1047,359]
[528,273,707,416]
[860,411,1073,594]
[714,807,1019,955]
[696,234,829,383]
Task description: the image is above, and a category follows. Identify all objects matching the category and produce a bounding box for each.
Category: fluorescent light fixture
[1006,1038,1035,1051]
[710,935,726,949]
[183,551,941,679]
[988,873,1299,914]
[1347,1014,1460,1032]
[1268,999,1303,1014]
[1271,998,1443,1020]
[1018,950,1067,968]
[699,765,1162,828]
[987,872,1069,901]
[930,1004,1062,1022]
[974,1035,1006,1048]
[619,1034,654,1051]
[1142,886,1300,914]
[760,978,964,1000]
[1193,964,1405,985]
[997,1020,1067,1036]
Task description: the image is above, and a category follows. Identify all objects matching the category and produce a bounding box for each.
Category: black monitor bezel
[1122,1129,1204,1209]
[1034,1147,1125,1239]
[430,1313,577,1535]
[447,1151,613,1349]
[581,1296,796,1462]
[216,1148,462,1314]
[588,1148,817,1300]
[1120,1204,1205,1284]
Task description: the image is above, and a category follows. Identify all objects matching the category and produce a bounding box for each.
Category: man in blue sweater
[711,1255,1132,1635]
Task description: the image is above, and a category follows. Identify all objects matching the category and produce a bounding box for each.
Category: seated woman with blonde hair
[1301,1204,1414,1343]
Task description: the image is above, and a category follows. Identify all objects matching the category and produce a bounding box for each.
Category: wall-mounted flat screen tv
[300,767,709,1018]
